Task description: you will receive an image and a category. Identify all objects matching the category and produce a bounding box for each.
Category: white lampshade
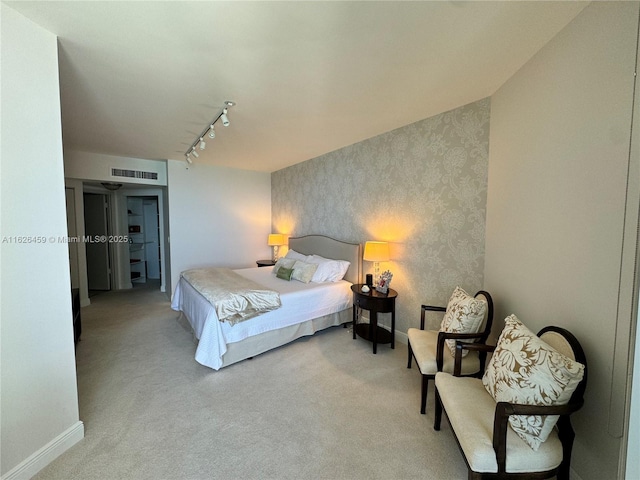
[267,234,285,246]
[363,241,390,262]
[267,234,285,262]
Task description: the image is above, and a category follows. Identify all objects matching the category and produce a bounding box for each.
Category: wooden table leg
[371,311,378,354]
[352,305,357,340]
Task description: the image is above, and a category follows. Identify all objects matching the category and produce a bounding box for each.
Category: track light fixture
[221,109,230,127]
[184,100,235,165]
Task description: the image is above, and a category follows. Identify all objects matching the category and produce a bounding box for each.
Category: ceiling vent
[111,168,158,180]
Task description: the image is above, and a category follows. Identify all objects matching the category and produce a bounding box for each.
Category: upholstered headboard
[288,235,362,285]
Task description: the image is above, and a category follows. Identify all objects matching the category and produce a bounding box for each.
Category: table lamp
[267,234,285,261]
[363,241,390,286]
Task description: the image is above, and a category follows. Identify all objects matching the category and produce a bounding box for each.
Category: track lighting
[183,100,235,163]
[221,109,230,127]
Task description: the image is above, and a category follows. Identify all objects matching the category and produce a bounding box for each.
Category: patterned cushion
[440,286,487,356]
[482,315,585,450]
[291,260,318,283]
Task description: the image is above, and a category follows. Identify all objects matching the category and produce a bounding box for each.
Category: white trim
[395,330,408,345]
[1,422,84,480]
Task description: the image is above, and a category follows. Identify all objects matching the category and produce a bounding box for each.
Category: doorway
[65,187,80,288]
[127,196,161,286]
[122,189,168,293]
[83,193,111,293]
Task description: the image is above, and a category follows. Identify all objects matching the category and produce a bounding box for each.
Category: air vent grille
[111,168,158,180]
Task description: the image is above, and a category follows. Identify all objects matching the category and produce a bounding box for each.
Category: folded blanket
[181,268,281,325]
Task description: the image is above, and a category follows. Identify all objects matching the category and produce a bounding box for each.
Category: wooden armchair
[434,318,587,480]
[407,289,493,414]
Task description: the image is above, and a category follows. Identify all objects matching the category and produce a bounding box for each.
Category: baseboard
[571,466,584,480]
[1,421,84,480]
[356,311,408,345]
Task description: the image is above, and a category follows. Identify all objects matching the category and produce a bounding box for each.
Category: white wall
[484,3,639,479]
[167,160,272,295]
[0,4,83,478]
[64,150,168,186]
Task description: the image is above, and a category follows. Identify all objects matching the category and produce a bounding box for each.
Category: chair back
[473,290,494,343]
[538,326,588,402]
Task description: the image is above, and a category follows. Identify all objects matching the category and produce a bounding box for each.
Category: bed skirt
[180,308,351,370]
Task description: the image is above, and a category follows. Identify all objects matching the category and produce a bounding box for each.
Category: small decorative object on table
[376,270,393,294]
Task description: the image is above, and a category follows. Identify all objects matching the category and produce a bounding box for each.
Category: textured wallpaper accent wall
[272,98,490,337]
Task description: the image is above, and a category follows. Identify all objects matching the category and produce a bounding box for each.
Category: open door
[65,187,80,288]
[84,193,111,291]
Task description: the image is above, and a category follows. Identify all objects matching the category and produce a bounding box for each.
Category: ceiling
[8,1,587,173]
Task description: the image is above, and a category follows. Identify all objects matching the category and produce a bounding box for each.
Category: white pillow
[271,257,296,275]
[307,255,350,282]
[291,260,319,284]
[285,249,309,262]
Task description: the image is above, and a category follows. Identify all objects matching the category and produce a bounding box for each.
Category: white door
[143,199,160,279]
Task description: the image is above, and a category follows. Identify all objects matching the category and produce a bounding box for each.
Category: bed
[171,235,362,370]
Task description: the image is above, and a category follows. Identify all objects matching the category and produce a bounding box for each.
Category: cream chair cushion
[407,328,480,375]
[435,373,564,473]
[440,287,487,357]
[482,315,585,450]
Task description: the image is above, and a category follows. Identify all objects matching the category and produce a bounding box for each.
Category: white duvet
[171,266,352,369]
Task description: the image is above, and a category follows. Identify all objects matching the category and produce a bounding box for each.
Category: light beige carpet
[34,282,467,480]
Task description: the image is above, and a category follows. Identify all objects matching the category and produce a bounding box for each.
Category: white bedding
[171,266,352,370]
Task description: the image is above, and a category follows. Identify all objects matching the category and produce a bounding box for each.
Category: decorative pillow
[271,257,296,275]
[307,255,350,282]
[482,315,585,451]
[275,266,293,281]
[439,286,487,357]
[291,260,318,284]
[285,249,309,262]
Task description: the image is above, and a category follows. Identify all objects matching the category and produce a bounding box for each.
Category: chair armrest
[500,401,584,417]
[492,400,584,473]
[421,305,446,312]
[453,340,496,376]
[435,331,490,371]
[420,304,446,330]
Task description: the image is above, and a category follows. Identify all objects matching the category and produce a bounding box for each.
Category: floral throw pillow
[482,315,585,450]
[439,286,487,357]
[291,260,318,283]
